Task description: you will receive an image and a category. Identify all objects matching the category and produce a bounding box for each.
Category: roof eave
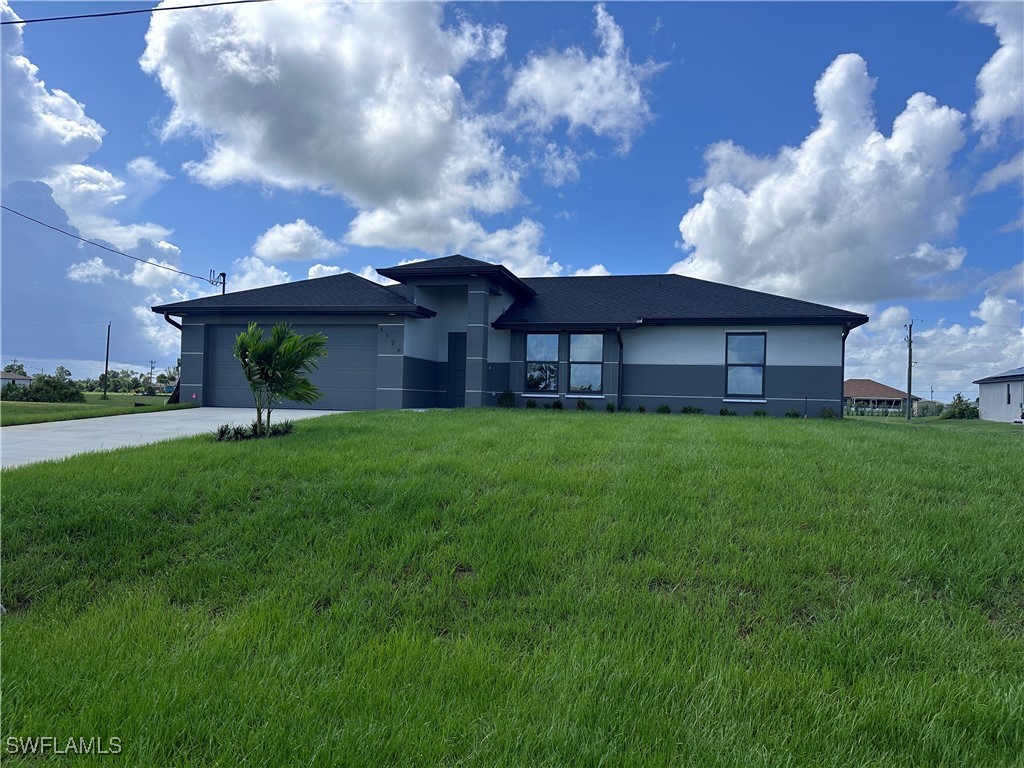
[152,304,436,318]
[494,315,869,330]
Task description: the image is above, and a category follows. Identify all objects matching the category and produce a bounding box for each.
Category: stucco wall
[979,379,1024,423]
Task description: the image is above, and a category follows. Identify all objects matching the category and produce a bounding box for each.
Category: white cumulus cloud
[308,264,343,280]
[672,53,967,305]
[507,4,665,152]
[253,219,344,262]
[0,1,104,181]
[66,256,122,284]
[969,1,1023,144]
[573,264,611,277]
[974,150,1023,194]
[230,255,290,292]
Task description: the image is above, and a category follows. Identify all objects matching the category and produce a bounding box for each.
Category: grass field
[2,411,1021,766]
[1,392,190,426]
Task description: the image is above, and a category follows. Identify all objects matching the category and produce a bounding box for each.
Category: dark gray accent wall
[402,356,445,409]
[621,363,843,415]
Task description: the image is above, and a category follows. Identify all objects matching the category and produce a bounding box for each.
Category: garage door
[207,324,378,410]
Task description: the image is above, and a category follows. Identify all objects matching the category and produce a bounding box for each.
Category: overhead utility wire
[0,205,219,286]
[1,0,275,26]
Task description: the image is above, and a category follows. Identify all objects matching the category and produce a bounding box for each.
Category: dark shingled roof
[493,274,868,330]
[973,367,1024,384]
[152,272,435,317]
[377,254,535,297]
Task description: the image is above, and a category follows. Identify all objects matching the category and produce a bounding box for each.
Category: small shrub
[551,399,564,410]
[817,407,838,419]
[752,408,769,417]
[496,390,516,408]
[637,405,646,413]
[606,403,615,413]
[525,399,537,409]
[269,420,294,437]
[681,405,703,415]
[1,375,85,403]
[719,408,737,416]
[575,398,591,411]
[940,393,979,420]
[619,405,631,413]
[785,409,802,418]
[656,404,671,414]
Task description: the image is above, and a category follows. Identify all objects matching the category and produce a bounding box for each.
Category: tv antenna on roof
[209,270,227,295]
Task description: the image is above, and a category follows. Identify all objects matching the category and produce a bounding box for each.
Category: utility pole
[148,360,156,388]
[905,320,913,421]
[102,321,111,400]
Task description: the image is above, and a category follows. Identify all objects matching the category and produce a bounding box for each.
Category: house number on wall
[379,325,402,355]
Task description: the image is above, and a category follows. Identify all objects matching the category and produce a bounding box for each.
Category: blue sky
[1,0,1021,398]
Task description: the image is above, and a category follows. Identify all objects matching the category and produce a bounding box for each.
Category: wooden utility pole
[103,321,111,399]
[905,320,913,421]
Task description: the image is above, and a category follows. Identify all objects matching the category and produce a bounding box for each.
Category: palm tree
[233,323,328,436]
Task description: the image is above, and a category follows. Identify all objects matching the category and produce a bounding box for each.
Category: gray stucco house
[152,255,868,416]
[973,367,1024,424]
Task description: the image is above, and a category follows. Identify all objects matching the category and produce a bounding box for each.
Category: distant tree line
[1,360,180,402]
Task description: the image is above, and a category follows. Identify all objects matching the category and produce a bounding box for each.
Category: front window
[726,333,766,398]
[570,333,602,392]
[526,334,558,391]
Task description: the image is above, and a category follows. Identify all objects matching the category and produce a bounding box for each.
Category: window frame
[525,333,559,393]
[568,333,603,393]
[724,332,766,400]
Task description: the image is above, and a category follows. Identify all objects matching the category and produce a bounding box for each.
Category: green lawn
[2,411,1021,766]
[1,392,190,426]
[847,413,1023,436]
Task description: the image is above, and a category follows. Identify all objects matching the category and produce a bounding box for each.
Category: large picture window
[570,333,603,392]
[526,334,559,391]
[726,333,766,398]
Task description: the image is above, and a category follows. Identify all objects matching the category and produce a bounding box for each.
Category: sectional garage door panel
[207,324,378,410]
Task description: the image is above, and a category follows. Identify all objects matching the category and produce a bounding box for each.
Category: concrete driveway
[1,407,344,469]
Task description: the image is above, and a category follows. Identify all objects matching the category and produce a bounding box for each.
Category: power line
[0,205,220,286]
[1,0,275,26]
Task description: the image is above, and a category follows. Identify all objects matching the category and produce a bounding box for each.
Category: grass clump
[3,411,1022,766]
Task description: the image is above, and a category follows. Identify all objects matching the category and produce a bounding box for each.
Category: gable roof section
[973,367,1024,385]
[844,379,917,401]
[376,254,536,297]
[494,274,868,330]
[152,272,436,318]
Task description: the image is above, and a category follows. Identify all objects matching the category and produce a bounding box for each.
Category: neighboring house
[1,372,33,388]
[844,379,919,414]
[152,255,868,416]
[972,367,1024,424]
